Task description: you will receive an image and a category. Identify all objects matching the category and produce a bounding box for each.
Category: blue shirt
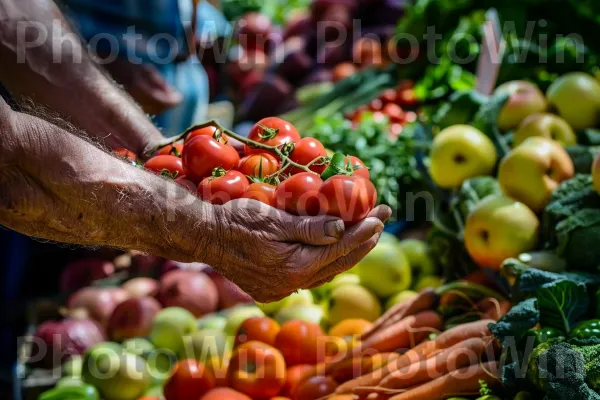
[62,0,231,136]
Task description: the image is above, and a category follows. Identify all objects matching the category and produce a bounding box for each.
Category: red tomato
[185,126,228,144]
[237,154,280,177]
[156,142,184,157]
[282,365,315,397]
[404,111,418,123]
[164,359,216,400]
[182,135,240,182]
[113,148,137,161]
[368,98,383,111]
[200,388,251,400]
[382,103,405,123]
[275,320,325,366]
[319,175,377,224]
[380,89,397,104]
[397,88,417,107]
[245,117,301,156]
[228,341,286,399]
[390,123,403,138]
[234,317,281,347]
[289,138,328,175]
[241,182,277,206]
[332,62,356,82]
[344,156,370,180]
[292,375,338,400]
[274,172,324,216]
[174,175,197,193]
[145,155,184,176]
[198,170,249,205]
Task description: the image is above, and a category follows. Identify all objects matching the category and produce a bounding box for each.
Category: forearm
[0,107,215,261]
[0,0,163,154]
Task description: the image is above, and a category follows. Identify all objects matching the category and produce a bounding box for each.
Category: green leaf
[535,279,589,333]
[472,92,511,158]
[489,298,539,343]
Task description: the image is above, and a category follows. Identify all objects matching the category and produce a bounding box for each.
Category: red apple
[158,270,219,317]
[122,277,159,298]
[107,297,162,341]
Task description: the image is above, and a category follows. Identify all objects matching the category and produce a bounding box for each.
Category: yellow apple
[513,113,577,147]
[464,195,539,270]
[546,72,600,131]
[428,125,497,189]
[498,137,574,212]
[592,152,600,194]
[495,81,547,131]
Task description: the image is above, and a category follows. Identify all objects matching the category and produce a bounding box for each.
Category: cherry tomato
[282,365,314,397]
[198,170,249,205]
[245,117,301,157]
[274,172,324,216]
[241,182,277,206]
[319,175,377,224]
[289,138,328,175]
[344,156,370,180]
[163,359,216,400]
[113,148,137,161]
[182,135,240,182]
[368,98,383,111]
[275,320,325,366]
[353,38,382,68]
[145,155,184,176]
[292,375,338,400]
[174,175,197,193]
[332,62,356,82]
[371,111,387,123]
[185,126,228,144]
[397,88,417,107]
[234,317,281,347]
[380,89,397,104]
[382,103,405,123]
[237,154,280,178]
[404,111,418,123]
[390,123,403,138]
[156,142,184,157]
[228,341,286,399]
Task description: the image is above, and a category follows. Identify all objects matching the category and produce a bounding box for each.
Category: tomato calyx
[209,167,228,181]
[256,123,280,140]
[321,153,353,180]
[160,169,180,179]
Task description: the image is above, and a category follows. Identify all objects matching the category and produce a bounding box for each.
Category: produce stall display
[15,0,600,399]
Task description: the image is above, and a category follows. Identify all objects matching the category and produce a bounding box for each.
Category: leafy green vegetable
[306,113,431,222]
[566,145,600,174]
[489,298,539,344]
[432,90,488,130]
[472,92,511,158]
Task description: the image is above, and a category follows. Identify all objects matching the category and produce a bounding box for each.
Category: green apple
[257,289,313,315]
[143,386,164,398]
[82,342,151,400]
[495,80,547,130]
[311,273,360,300]
[275,304,326,326]
[122,338,155,357]
[413,276,444,292]
[224,305,265,336]
[498,136,574,212]
[428,125,497,189]
[464,195,539,270]
[122,338,174,384]
[325,284,381,326]
[56,376,85,388]
[354,240,412,298]
[198,314,228,331]
[180,329,232,361]
[513,113,577,147]
[149,307,197,355]
[547,72,600,131]
[385,290,418,311]
[397,239,437,281]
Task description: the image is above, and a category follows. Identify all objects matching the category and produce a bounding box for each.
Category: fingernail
[374,223,384,234]
[325,220,345,239]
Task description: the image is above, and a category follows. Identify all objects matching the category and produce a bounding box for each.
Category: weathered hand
[199,199,392,302]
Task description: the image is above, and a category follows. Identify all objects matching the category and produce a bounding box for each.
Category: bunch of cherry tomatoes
[117,117,377,224]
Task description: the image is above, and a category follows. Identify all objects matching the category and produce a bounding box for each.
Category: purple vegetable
[360,0,406,26]
[238,74,293,120]
[30,319,106,369]
[60,259,115,294]
[283,15,315,40]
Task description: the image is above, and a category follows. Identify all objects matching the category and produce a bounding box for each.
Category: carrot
[387,361,500,400]
[331,352,399,383]
[375,336,496,391]
[335,319,494,394]
[361,289,438,341]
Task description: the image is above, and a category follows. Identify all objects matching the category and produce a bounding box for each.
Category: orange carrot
[387,361,500,400]
[361,289,438,341]
[375,336,496,391]
[335,319,494,394]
